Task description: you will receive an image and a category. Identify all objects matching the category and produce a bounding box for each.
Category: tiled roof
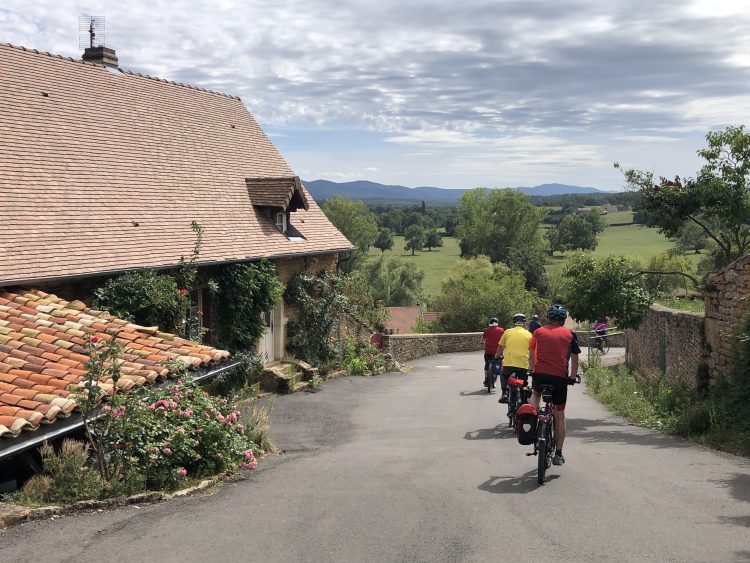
[385,307,421,334]
[0,289,230,439]
[0,43,354,286]
[246,177,310,212]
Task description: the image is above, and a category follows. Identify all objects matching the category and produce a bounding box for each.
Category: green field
[368,222,699,298]
[367,236,461,296]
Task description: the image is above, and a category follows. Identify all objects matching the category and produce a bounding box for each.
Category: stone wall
[573,330,626,348]
[704,253,750,382]
[380,332,483,363]
[626,304,706,388]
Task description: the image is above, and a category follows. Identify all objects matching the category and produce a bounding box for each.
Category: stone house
[0,42,354,365]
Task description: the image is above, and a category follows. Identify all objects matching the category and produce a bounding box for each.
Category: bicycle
[591,333,611,355]
[485,358,501,393]
[506,374,529,428]
[526,374,581,485]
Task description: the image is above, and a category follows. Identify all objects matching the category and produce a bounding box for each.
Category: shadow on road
[567,418,692,450]
[464,426,510,440]
[710,473,750,504]
[478,470,559,494]
[459,389,493,396]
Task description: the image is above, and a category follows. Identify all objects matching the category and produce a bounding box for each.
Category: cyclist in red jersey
[528,304,580,466]
[483,317,504,389]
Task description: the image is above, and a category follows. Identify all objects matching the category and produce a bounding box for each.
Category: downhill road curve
[1,352,749,562]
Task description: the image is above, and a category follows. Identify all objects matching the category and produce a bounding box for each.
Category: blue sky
[3,1,750,190]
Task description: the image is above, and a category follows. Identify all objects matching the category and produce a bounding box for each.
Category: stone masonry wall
[626,304,705,388]
[381,333,483,363]
[704,253,750,382]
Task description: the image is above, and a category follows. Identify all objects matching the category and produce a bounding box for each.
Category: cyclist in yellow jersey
[495,313,533,403]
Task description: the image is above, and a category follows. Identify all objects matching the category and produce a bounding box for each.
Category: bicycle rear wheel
[537,422,548,485]
[602,339,610,355]
[507,387,518,427]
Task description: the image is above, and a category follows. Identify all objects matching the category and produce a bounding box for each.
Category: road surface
[1,352,748,562]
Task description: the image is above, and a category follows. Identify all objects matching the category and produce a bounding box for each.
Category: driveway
[1,352,749,562]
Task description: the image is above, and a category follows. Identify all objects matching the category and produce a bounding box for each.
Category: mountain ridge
[303,179,613,203]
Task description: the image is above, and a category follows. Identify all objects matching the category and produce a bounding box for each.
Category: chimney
[82,46,119,68]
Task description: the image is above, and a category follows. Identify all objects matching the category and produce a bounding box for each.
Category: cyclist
[593,316,609,351]
[496,313,532,403]
[527,314,542,334]
[528,304,581,466]
[482,317,504,389]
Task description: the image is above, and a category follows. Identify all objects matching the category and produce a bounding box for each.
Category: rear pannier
[515,403,538,445]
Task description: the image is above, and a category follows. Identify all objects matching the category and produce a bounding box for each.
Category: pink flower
[196,428,203,434]
[240,460,257,470]
[162,447,173,456]
[90,336,100,344]
[244,449,255,461]
[101,405,111,414]
[183,408,193,419]
[177,468,187,477]
[179,288,188,297]
[111,406,125,418]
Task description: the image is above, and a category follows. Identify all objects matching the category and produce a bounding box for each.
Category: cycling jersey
[499,325,532,368]
[529,324,581,378]
[483,325,504,355]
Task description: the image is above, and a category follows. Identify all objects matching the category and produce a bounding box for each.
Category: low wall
[626,304,706,389]
[380,333,483,363]
[573,330,626,348]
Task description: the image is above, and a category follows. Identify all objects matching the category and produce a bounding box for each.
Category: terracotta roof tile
[0,289,230,440]
[0,43,353,286]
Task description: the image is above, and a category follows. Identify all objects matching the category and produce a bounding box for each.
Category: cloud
[3,0,750,187]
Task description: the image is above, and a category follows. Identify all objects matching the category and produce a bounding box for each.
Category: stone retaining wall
[380,332,483,362]
[626,304,706,388]
[573,330,626,348]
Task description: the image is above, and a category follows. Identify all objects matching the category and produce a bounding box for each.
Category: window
[274,212,287,234]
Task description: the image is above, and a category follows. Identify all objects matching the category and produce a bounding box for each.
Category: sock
[555,449,562,456]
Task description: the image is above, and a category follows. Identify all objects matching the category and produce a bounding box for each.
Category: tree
[425,229,443,251]
[641,253,693,295]
[373,228,395,253]
[321,196,379,272]
[562,253,652,329]
[620,125,750,269]
[432,256,543,332]
[675,221,708,254]
[361,256,425,306]
[456,188,549,291]
[404,225,426,255]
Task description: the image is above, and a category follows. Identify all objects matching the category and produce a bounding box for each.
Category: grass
[603,210,634,225]
[656,298,705,313]
[584,363,750,455]
[367,236,461,296]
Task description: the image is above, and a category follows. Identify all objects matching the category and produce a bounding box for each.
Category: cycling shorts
[531,373,568,409]
[484,353,495,370]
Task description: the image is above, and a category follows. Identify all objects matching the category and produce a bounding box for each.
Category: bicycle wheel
[507,387,518,427]
[537,421,548,485]
[546,417,555,469]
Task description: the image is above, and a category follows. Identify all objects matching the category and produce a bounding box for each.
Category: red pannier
[515,403,538,445]
[507,376,525,387]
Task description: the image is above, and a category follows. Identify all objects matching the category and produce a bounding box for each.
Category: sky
[3,1,750,190]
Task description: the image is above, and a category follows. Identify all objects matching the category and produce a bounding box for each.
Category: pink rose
[177,468,187,477]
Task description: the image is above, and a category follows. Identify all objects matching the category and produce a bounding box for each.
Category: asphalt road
[1,352,749,562]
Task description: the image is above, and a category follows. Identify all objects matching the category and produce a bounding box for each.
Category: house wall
[381,333,483,363]
[704,253,750,382]
[625,304,706,388]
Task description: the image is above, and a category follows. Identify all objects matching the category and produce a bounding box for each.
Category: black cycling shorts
[531,373,568,408]
[484,353,496,370]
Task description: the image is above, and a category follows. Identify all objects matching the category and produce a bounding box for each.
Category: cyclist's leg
[483,353,492,383]
[552,381,568,453]
[529,373,541,408]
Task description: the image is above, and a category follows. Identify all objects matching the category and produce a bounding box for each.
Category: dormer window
[246,176,310,240]
[275,212,287,234]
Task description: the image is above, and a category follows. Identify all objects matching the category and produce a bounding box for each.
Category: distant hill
[303,179,608,204]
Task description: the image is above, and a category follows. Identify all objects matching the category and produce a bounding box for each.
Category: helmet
[533,314,539,320]
[512,313,526,324]
[604,316,610,322]
[489,317,499,326]
[547,304,568,321]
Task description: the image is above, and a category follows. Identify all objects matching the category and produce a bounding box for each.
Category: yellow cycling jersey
[499,325,532,369]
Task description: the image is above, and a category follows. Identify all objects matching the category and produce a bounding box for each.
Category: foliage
[336,272,389,330]
[360,256,425,307]
[656,297,705,313]
[284,270,347,366]
[642,254,693,295]
[562,253,652,328]
[237,396,277,454]
[456,188,549,291]
[548,210,606,254]
[93,269,188,333]
[373,228,395,253]
[432,256,542,332]
[16,441,106,505]
[322,196,379,271]
[620,125,750,268]
[203,353,264,398]
[412,315,434,334]
[425,229,443,251]
[340,339,384,375]
[210,260,283,353]
[404,225,426,255]
[675,221,708,254]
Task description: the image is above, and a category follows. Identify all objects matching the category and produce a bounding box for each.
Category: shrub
[204,354,264,397]
[341,339,383,375]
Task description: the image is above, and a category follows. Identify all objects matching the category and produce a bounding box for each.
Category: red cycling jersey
[528,324,581,378]
[483,325,504,355]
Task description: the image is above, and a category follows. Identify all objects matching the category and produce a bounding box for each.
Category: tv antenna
[78,16,105,49]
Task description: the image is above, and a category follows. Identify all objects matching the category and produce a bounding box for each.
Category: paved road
[1,352,749,562]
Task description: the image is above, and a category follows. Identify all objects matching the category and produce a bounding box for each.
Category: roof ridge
[1,42,241,101]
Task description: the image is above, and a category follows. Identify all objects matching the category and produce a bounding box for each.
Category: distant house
[0,43,353,462]
[384,306,443,334]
